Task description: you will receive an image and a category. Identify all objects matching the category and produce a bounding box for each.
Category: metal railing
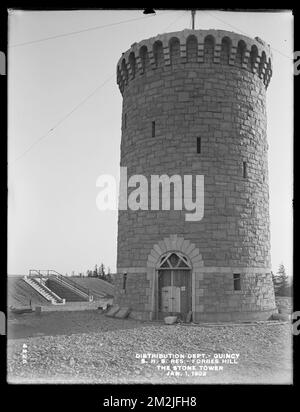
[28,269,91,298]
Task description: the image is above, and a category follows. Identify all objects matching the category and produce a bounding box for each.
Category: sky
[7,9,293,277]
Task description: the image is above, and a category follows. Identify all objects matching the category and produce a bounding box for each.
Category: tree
[100,263,106,275]
[271,271,279,292]
[106,267,113,283]
[84,263,114,283]
[273,263,290,295]
[99,263,106,279]
[93,264,98,278]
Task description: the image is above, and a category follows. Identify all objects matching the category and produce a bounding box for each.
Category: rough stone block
[115,307,131,319]
[105,305,120,317]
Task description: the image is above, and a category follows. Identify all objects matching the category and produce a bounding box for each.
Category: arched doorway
[157,252,192,320]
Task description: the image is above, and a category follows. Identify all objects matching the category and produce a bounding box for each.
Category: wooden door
[158,269,191,319]
[173,270,192,315]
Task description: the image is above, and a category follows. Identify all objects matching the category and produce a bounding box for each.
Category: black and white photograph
[6,8,293,385]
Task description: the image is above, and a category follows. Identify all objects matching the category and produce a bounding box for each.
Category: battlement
[117,29,273,94]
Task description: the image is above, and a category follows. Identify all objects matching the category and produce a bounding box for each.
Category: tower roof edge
[117,29,272,67]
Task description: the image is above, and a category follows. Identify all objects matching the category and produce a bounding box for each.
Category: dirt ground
[7,310,293,384]
[7,310,152,339]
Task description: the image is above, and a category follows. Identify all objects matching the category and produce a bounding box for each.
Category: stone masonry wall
[113,269,276,321]
[117,29,271,270]
[115,29,276,320]
[113,272,150,312]
[193,271,275,321]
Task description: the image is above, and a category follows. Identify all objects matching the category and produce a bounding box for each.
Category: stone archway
[146,235,204,320]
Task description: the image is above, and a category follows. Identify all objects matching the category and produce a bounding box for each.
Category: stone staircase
[26,270,93,304]
[24,276,65,305]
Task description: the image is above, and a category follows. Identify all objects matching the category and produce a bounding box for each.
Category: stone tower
[114,29,277,322]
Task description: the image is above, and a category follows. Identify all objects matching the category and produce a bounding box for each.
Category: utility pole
[191,9,196,30]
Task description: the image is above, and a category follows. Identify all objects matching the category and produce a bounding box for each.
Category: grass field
[68,277,114,298]
[8,276,50,307]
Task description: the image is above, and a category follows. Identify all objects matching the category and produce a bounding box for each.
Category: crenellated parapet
[117,29,273,94]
